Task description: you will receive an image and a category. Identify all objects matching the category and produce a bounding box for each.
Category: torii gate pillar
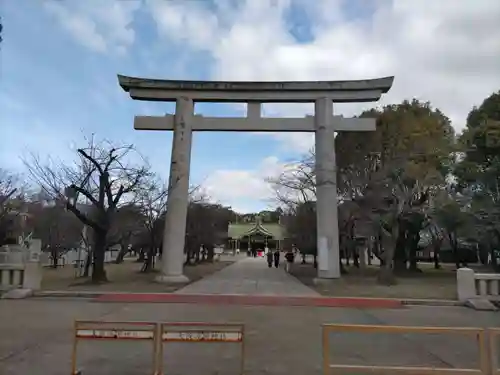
[315,98,340,278]
[156,97,193,283]
[118,75,394,283]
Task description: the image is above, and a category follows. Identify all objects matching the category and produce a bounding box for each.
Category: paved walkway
[175,256,320,296]
[93,255,402,307]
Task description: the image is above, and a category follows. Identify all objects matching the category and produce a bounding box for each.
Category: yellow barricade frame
[322,324,490,375]
[489,328,500,375]
[158,322,245,375]
[71,320,161,375]
[70,320,496,375]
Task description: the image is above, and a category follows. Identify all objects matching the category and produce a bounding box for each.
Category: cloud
[43,0,140,54]
[0,117,79,172]
[146,0,500,150]
[203,156,285,212]
[146,0,220,50]
[143,0,500,208]
[11,0,500,213]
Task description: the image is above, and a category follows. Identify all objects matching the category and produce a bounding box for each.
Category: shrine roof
[228,222,285,240]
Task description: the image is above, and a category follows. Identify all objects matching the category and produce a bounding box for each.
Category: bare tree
[135,176,169,272]
[24,137,150,283]
[148,185,213,266]
[28,197,83,267]
[0,169,25,245]
[268,152,316,212]
[108,203,144,264]
[185,198,232,263]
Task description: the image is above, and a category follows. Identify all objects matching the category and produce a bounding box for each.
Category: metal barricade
[159,322,245,375]
[489,328,500,375]
[322,324,490,375]
[71,320,160,375]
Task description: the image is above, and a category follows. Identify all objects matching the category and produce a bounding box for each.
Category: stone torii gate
[118,75,394,283]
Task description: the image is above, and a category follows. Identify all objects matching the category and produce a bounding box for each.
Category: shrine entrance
[119,74,394,283]
[228,216,283,254]
[242,235,273,252]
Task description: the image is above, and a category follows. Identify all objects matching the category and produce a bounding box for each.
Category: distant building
[227,215,287,251]
[1,210,31,245]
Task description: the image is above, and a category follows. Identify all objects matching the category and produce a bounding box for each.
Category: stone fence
[457,267,500,303]
[43,248,119,268]
[0,239,45,292]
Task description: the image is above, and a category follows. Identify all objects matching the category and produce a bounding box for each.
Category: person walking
[273,250,280,268]
[266,249,273,268]
[284,249,294,273]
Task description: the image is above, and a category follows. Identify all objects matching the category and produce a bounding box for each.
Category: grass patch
[41,257,235,293]
[290,262,464,300]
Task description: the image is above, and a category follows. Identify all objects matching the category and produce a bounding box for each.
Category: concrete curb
[400,299,463,307]
[31,290,464,307]
[34,290,106,298]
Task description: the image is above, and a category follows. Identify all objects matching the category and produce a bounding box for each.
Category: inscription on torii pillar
[119,75,394,282]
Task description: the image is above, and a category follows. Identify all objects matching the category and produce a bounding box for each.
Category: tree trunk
[340,257,347,275]
[378,225,398,285]
[433,245,441,269]
[408,233,420,272]
[83,250,92,277]
[374,232,384,265]
[367,240,373,266]
[51,247,59,268]
[206,245,214,262]
[115,245,129,264]
[348,223,357,268]
[92,230,108,283]
[359,245,366,270]
[429,229,442,269]
[195,245,201,263]
[478,243,489,265]
[490,247,499,272]
[137,248,146,262]
[352,248,359,268]
[490,232,500,272]
[141,245,156,272]
[448,232,460,269]
[393,226,407,272]
[141,232,157,272]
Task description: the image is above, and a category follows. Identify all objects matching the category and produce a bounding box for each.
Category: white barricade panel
[160,323,245,375]
[72,321,159,375]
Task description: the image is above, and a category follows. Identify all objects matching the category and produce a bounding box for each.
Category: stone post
[457,267,476,302]
[23,239,43,290]
[156,97,194,283]
[314,98,341,279]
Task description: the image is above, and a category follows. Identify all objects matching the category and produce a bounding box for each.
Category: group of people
[266,249,295,272]
[248,248,260,257]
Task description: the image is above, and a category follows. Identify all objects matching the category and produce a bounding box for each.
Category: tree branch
[77,148,104,175]
[66,202,100,229]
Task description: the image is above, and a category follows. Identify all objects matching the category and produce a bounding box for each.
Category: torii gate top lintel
[118,74,394,103]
